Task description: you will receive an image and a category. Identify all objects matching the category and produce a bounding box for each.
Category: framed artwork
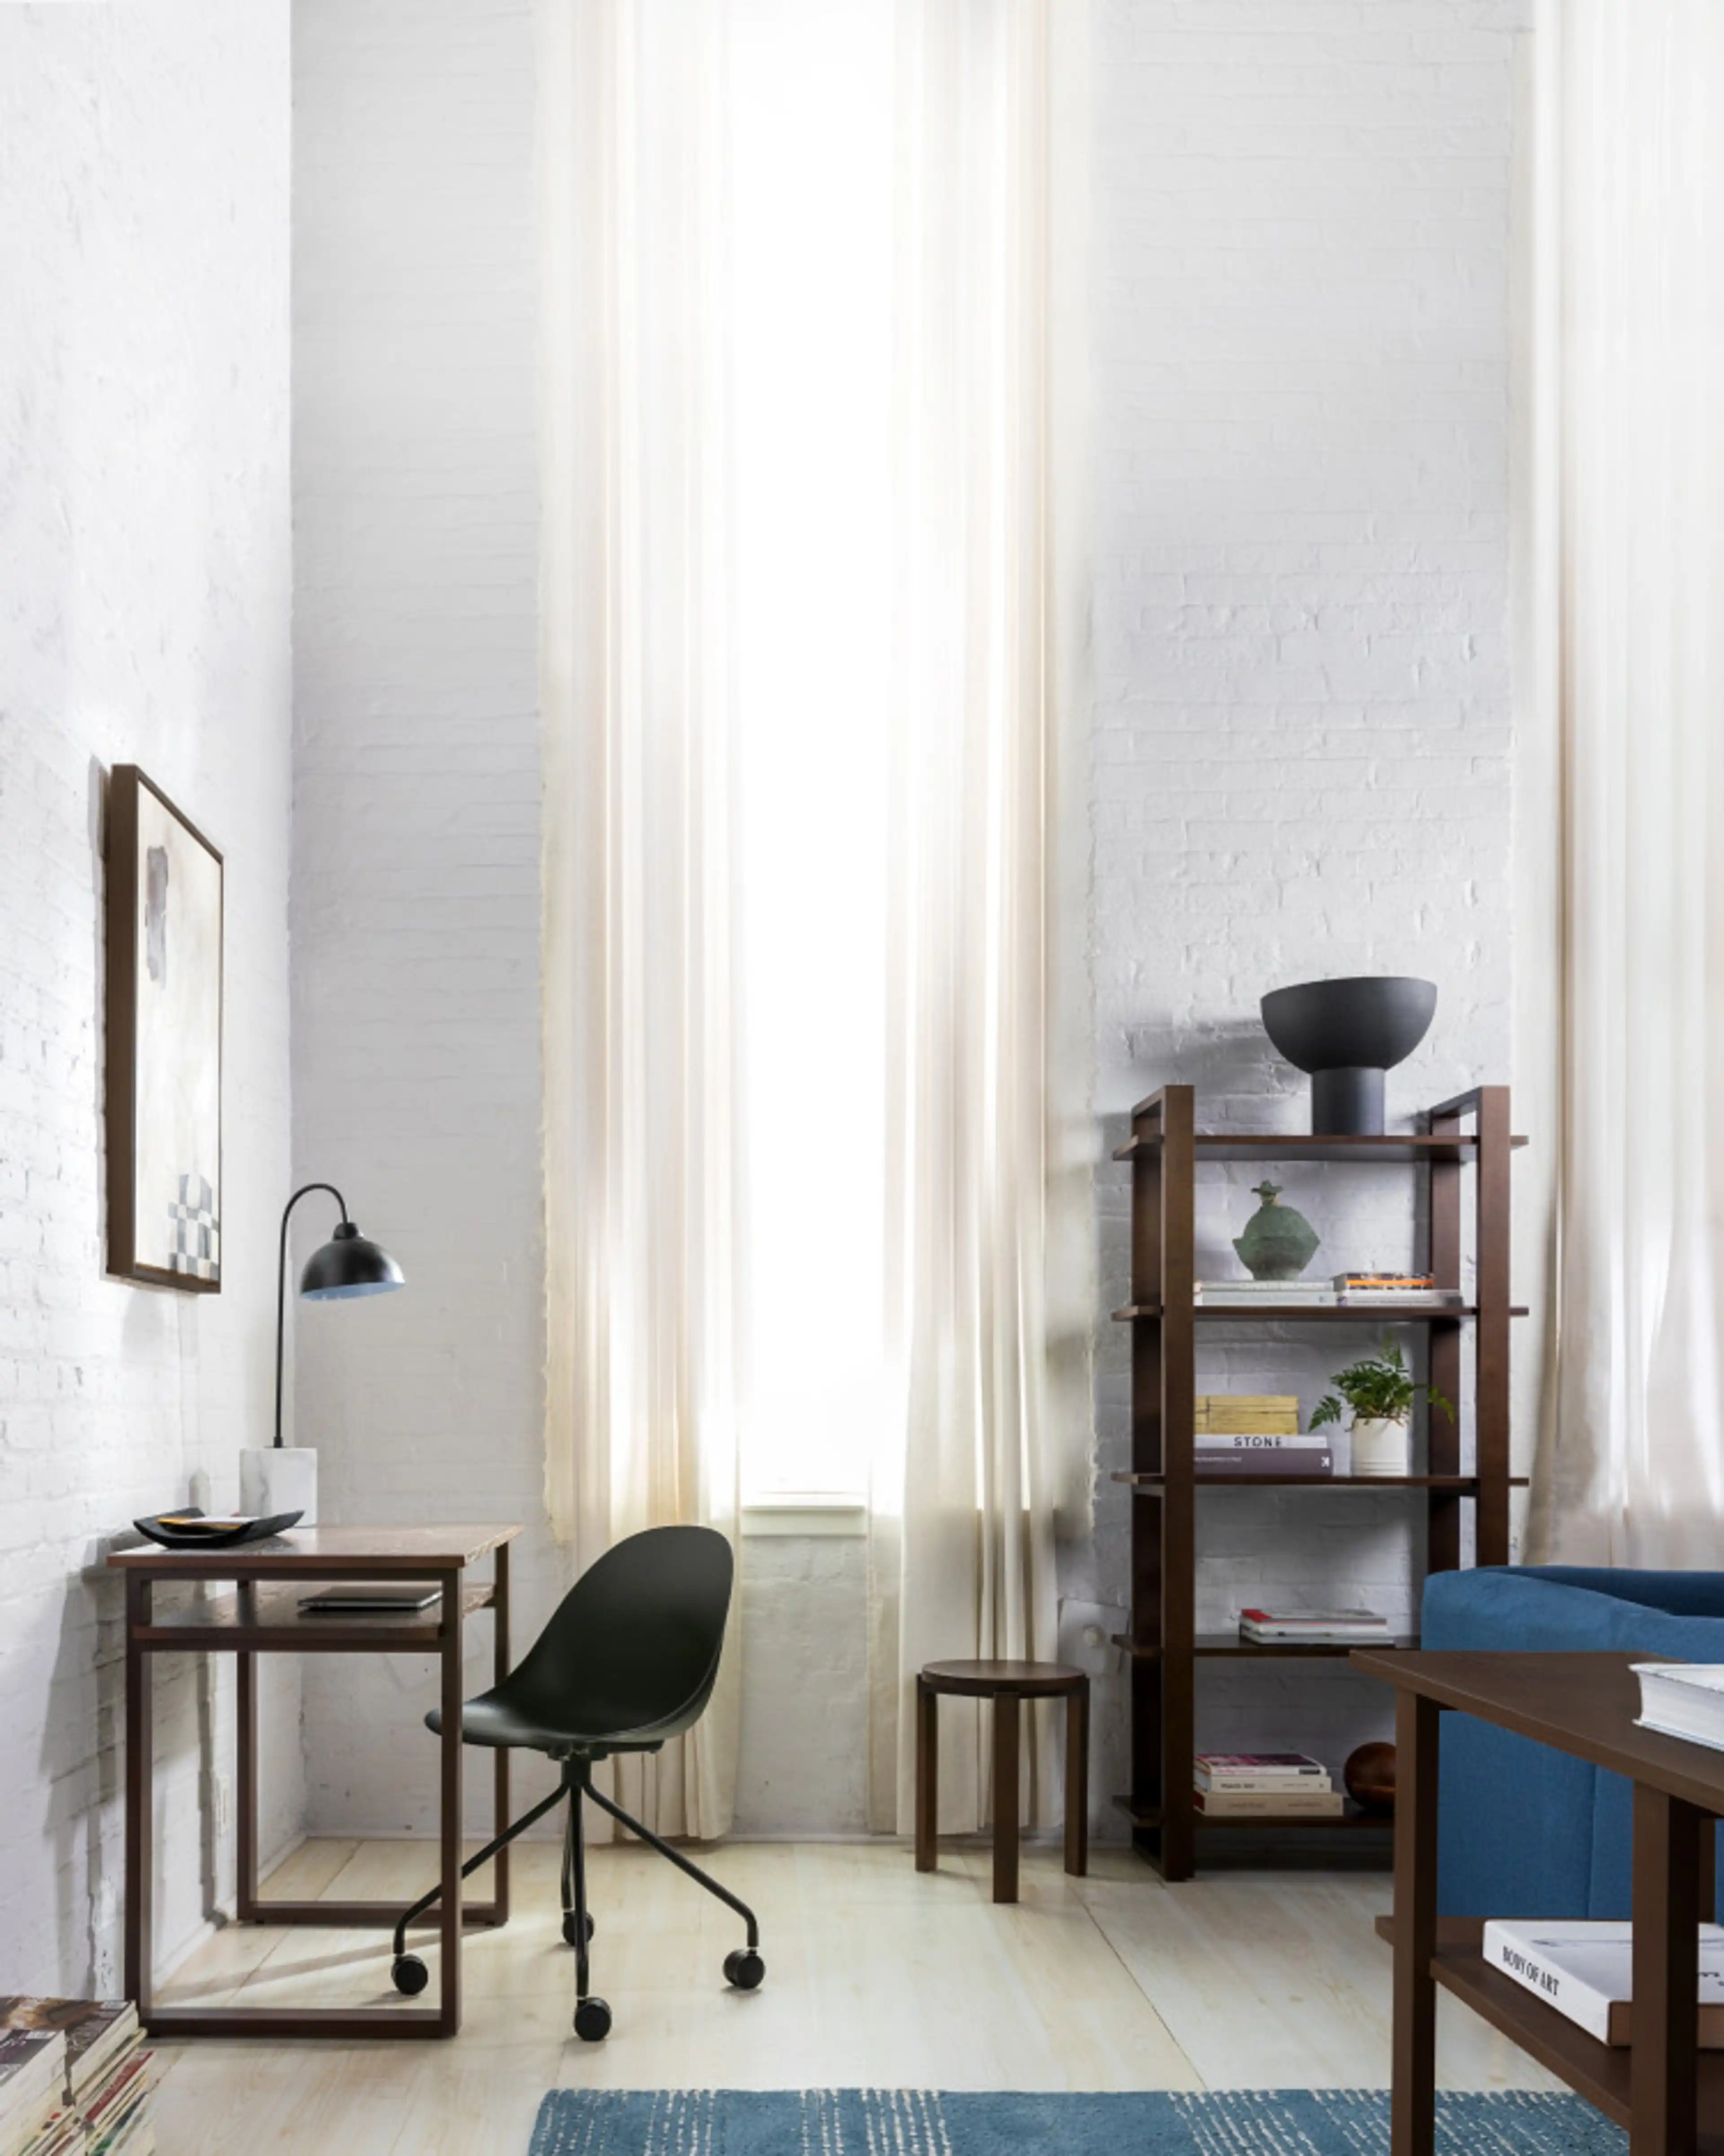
[105,765,224,1291]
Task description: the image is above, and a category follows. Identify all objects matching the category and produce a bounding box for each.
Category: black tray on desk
[132,1507,304,1550]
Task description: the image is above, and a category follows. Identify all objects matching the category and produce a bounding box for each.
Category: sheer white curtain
[1530,0,1724,1564]
[539,0,743,1838]
[866,0,1088,1838]
[540,0,1083,1843]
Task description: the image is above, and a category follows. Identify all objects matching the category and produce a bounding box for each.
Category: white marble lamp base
[238,1446,319,1525]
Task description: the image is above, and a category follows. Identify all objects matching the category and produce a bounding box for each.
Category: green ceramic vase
[1232,1181,1320,1282]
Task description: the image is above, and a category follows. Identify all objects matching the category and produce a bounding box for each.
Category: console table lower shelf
[1355,1647,1724,2156]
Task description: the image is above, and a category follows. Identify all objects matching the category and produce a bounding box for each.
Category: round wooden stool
[915,1659,1089,1904]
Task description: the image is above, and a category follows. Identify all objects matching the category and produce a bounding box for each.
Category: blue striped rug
[528,2089,1625,2154]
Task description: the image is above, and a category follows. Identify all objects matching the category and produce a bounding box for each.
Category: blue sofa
[1422,1564,1724,1920]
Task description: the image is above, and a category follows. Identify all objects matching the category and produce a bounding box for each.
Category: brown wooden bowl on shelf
[1344,1740,1396,1814]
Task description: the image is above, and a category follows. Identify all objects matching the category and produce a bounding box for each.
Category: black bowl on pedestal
[1259,976,1437,1135]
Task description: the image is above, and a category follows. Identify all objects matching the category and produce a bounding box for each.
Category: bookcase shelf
[1112,1633,1424,1660]
[1111,1131,1528,1164]
[1116,1082,1519,1883]
[1112,1472,1531,1491]
[1111,1303,1528,1322]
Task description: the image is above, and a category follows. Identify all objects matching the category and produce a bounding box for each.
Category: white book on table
[1632,1662,1724,1752]
[1483,1919,1724,2047]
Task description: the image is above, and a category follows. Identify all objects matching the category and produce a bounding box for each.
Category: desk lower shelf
[134,1580,495,1651]
[1375,1914,1724,2142]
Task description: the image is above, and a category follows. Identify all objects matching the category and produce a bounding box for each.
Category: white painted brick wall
[0,4,296,1988]
[732,1534,870,1837]
[288,0,1527,1841]
[1082,0,1529,1812]
[290,0,564,1833]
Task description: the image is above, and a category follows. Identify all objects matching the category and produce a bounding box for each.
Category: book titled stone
[1194,1432,1310,1451]
[1483,1919,1724,2046]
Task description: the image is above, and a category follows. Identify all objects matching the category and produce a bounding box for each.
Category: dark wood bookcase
[1110,1083,1525,1880]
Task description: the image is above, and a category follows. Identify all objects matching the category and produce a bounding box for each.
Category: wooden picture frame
[105,765,225,1292]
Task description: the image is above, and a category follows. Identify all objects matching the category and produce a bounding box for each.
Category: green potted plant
[1309,1339,1454,1478]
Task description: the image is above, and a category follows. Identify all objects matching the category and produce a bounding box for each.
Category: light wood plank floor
[150,1837,1557,2153]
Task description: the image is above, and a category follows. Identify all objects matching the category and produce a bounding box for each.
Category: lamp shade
[299,1220,406,1301]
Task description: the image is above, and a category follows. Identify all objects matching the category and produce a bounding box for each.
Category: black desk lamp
[238,1182,406,1524]
[273,1182,406,1446]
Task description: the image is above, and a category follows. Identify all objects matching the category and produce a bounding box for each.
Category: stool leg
[992,1690,1020,1904]
[915,1677,938,1872]
[1064,1680,1089,1878]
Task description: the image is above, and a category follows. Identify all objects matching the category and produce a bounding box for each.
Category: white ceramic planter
[239,1445,319,1524]
[1350,1416,1411,1478]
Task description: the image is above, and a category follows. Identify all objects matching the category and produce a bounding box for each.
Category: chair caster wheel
[574,1996,612,2042]
[723,1949,765,1991]
[562,1911,595,1947]
[391,1954,430,1997]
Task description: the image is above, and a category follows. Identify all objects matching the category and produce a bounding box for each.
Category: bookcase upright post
[1156,1089,1196,1881]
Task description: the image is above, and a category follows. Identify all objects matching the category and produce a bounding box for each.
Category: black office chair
[389,1523,761,2041]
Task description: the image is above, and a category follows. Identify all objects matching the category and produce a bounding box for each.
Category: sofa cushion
[1422,1566,1724,1919]
[1423,1568,1605,1917]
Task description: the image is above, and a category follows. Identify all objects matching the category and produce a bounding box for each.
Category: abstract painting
[105,766,224,1291]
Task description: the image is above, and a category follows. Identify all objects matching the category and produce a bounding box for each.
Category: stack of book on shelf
[1238,1605,1394,1646]
[1331,1272,1463,1307]
[0,1999,154,2156]
[1193,1752,1343,1818]
[1194,1395,1333,1478]
[1632,1661,1724,1751]
[1484,1919,1724,2046]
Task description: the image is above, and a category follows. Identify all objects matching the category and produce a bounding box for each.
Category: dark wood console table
[109,1524,520,2038]
[1355,1648,1724,2156]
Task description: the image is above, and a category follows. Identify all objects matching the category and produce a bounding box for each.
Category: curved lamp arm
[274,1183,349,1448]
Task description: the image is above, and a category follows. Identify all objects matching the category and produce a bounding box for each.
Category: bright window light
[730,0,893,1500]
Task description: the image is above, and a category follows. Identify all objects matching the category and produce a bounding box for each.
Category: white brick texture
[0,4,296,1989]
[1084,0,1528,1809]
[287,0,1528,1838]
[290,0,562,1833]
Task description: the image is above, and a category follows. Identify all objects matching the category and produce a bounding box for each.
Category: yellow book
[1195,1394,1300,1435]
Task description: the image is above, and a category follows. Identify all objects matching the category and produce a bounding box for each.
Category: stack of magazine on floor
[1192,1752,1343,1817]
[0,2027,69,2156]
[0,1998,154,2156]
[1484,1920,1724,2046]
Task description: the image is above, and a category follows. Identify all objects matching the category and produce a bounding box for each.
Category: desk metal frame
[113,1526,519,2039]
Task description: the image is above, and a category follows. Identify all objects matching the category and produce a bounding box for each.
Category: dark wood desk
[108,1524,521,2039]
[1355,1648,1724,2156]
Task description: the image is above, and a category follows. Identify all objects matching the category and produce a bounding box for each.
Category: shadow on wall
[43,1559,128,1995]
[1103,1011,1301,1152]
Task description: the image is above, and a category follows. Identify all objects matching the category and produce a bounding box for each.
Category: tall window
[729,0,894,1500]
